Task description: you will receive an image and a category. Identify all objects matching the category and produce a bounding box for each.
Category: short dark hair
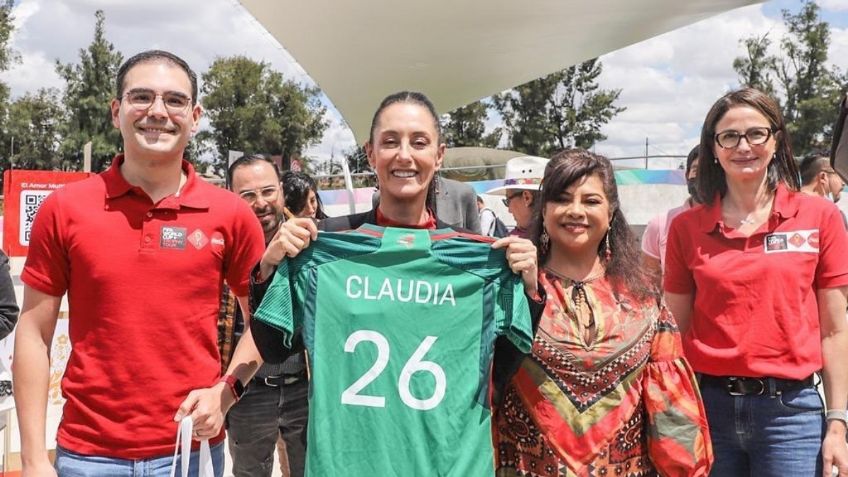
[282,171,327,220]
[686,145,699,175]
[529,148,658,300]
[227,154,281,190]
[697,88,798,203]
[116,50,198,104]
[799,153,831,186]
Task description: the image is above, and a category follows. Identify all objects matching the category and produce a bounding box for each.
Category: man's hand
[823,421,848,477]
[173,382,234,441]
[492,236,538,295]
[258,218,318,281]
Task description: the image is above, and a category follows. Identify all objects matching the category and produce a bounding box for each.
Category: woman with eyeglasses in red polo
[664,88,848,476]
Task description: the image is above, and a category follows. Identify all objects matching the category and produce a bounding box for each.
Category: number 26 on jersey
[341,330,446,411]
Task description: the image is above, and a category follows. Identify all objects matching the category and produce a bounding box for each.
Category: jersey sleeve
[21,191,69,297]
[663,216,695,294]
[254,258,299,349]
[223,200,265,297]
[496,274,534,353]
[641,215,661,259]
[815,203,848,289]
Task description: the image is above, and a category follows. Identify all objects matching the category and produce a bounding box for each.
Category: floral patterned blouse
[494,270,713,477]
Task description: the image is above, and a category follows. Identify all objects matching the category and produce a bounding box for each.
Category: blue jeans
[54,442,224,477]
[701,382,824,476]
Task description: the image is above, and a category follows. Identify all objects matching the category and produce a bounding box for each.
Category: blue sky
[2,1,847,169]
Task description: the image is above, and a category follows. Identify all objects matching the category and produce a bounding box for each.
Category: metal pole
[645,137,648,169]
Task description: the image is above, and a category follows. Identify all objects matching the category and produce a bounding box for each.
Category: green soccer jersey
[255,224,533,477]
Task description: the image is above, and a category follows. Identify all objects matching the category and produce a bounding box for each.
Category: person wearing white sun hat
[486,156,549,238]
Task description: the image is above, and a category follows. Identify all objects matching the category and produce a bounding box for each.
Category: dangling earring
[604,229,612,261]
[540,227,550,255]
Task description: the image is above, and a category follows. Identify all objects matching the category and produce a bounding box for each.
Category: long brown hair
[528,148,658,300]
[697,87,798,203]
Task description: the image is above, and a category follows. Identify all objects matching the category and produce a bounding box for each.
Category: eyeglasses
[715,127,774,149]
[238,186,280,205]
[502,192,523,207]
[122,88,192,114]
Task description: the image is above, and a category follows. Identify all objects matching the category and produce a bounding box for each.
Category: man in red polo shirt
[13,50,265,477]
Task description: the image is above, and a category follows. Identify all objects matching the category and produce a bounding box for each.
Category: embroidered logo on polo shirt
[161,226,187,250]
[187,229,208,250]
[765,234,787,252]
[764,229,819,254]
[210,232,225,253]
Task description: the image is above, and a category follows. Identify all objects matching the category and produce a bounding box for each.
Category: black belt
[699,374,815,396]
[254,370,307,387]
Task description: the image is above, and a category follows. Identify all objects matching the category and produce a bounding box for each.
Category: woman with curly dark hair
[281,171,328,220]
[495,148,712,476]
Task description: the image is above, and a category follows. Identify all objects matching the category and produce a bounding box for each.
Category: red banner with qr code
[3,169,90,257]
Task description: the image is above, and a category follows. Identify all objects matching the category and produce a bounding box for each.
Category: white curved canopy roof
[239,0,760,143]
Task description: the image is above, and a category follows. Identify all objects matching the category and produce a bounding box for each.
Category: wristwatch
[825,409,848,424]
[219,374,245,401]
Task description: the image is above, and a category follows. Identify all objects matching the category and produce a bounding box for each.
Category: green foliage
[55,10,123,171]
[0,0,19,176]
[493,59,623,156]
[0,0,18,73]
[199,56,327,176]
[441,100,501,148]
[734,1,845,155]
[7,88,65,170]
[732,34,776,96]
[344,144,369,174]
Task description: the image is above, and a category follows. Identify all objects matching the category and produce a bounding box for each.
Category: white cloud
[829,26,848,72]
[593,3,794,160]
[820,0,848,12]
[3,0,315,95]
[304,110,357,163]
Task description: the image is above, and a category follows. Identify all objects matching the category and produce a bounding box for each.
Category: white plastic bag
[168,416,214,477]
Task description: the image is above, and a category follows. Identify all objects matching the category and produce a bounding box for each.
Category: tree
[732,34,776,96]
[441,100,501,148]
[6,88,65,170]
[55,10,123,171]
[0,0,16,74]
[0,0,20,174]
[344,145,369,174]
[339,145,377,188]
[200,56,327,176]
[493,59,624,156]
[734,1,845,155]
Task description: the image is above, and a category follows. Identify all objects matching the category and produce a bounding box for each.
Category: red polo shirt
[664,184,848,379]
[22,155,265,459]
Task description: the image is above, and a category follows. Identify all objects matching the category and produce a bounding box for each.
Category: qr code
[19,190,51,246]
